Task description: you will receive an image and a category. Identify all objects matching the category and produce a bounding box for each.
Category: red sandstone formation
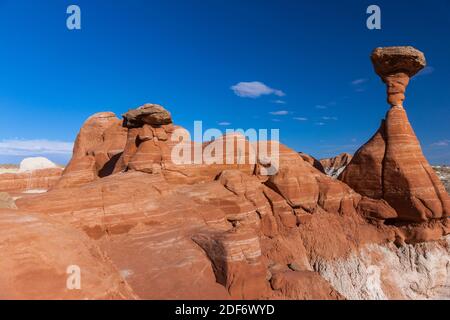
[299,152,325,173]
[15,130,403,299]
[0,192,16,209]
[56,112,127,188]
[340,46,450,223]
[0,168,63,194]
[2,46,450,300]
[0,208,136,299]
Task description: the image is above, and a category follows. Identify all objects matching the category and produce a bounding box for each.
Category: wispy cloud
[315,122,325,126]
[0,139,74,156]
[231,81,285,98]
[218,122,231,126]
[272,119,282,122]
[322,116,338,121]
[351,78,368,85]
[351,78,368,92]
[431,139,450,147]
[272,100,286,104]
[315,105,327,109]
[293,117,308,121]
[269,110,289,116]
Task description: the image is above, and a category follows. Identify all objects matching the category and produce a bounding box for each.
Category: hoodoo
[3,47,450,300]
[340,46,450,223]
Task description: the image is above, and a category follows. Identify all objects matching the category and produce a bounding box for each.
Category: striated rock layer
[16,135,406,299]
[0,209,136,299]
[55,112,127,189]
[3,46,450,300]
[0,168,63,194]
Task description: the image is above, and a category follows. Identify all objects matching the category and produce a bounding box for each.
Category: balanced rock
[341,46,450,222]
[122,103,172,128]
[371,46,426,107]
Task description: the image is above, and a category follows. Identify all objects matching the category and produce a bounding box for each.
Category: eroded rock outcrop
[315,235,450,300]
[16,135,405,299]
[5,47,450,300]
[0,208,136,299]
[340,46,450,223]
[0,168,63,194]
[56,112,127,188]
[299,152,325,173]
[0,192,16,209]
[320,153,352,178]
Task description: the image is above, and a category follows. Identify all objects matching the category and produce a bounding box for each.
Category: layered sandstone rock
[340,46,450,223]
[270,270,344,300]
[5,47,450,300]
[0,168,63,194]
[299,152,325,173]
[56,112,127,188]
[16,140,403,299]
[0,192,16,209]
[320,153,352,178]
[0,208,136,299]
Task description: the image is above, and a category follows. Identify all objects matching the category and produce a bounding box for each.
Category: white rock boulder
[19,157,57,172]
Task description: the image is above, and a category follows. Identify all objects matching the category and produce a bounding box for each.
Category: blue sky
[0,0,449,164]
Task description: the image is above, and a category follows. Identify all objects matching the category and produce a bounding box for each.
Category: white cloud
[272,119,282,122]
[322,116,338,120]
[272,100,286,104]
[351,78,368,85]
[218,122,231,126]
[269,110,289,115]
[231,81,285,98]
[0,139,74,156]
[315,122,325,126]
[315,105,327,109]
[431,140,450,147]
[293,117,308,121]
